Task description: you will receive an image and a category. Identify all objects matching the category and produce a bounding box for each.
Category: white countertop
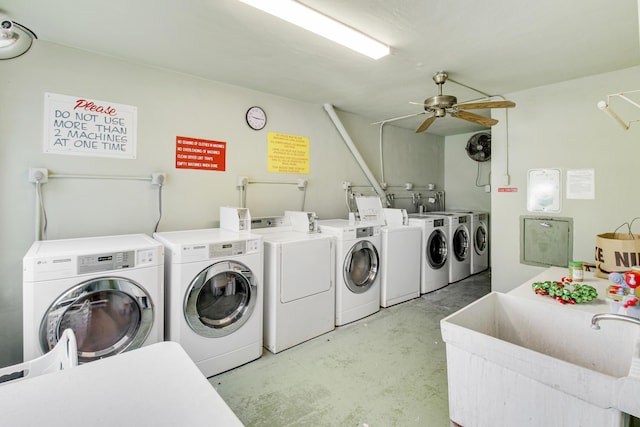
[508,266,611,314]
[0,341,244,426]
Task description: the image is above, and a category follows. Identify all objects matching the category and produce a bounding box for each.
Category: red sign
[175,136,226,171]
[497,187,518,192]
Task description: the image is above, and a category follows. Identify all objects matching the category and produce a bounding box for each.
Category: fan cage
[466,132,491,162]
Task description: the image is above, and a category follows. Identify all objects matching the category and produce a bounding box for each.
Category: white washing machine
[448,210,490,275]
[430,212,471,283]
[408,214,450,293]
[380,209,421,307]
[243,213,335,354]
[471,212,489,274]
[317,219,381,326]
[23,234,164,364]
[153,228,263,377]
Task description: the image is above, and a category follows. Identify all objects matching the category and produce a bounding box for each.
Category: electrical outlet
[28,168,48,183]
[342,181,351,190]
[151,172,166,185]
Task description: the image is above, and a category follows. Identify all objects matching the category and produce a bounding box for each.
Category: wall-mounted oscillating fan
[466,132,491,162]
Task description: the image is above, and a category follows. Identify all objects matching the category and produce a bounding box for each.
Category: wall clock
[246,106,267,130]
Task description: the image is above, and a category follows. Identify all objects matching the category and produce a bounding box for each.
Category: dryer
[430,212,471,283]
[408,214,450,293]
[244,213,335,354]
[153,228,263,377]
[317,219,381,326]
[379,209,421,307]
[23,234,164,364]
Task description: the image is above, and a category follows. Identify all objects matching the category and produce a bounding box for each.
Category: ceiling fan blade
[416,116,437,133]
[451,111,498,127]
[455,100,516,110]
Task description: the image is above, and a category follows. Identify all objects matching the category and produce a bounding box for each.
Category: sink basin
[441,291,640,426]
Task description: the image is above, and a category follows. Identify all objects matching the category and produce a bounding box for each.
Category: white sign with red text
[43,92,137,159]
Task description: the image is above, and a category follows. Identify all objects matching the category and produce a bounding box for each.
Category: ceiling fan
[414,72,516,133]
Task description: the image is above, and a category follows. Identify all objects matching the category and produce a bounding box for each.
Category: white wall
[444,131,492,212]
[0,41,444,367]
[490,66,640,292]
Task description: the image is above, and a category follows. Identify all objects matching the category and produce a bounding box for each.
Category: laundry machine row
[21,207,435,372]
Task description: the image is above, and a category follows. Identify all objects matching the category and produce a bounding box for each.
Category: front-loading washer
[248,213,335,353]
[447,211,490,275]
[430,212,471,283]
[408,214,450,293]
[471,212,489,274]
[23,234,164,364]
[379,209,421,307]
[153,228,263,377]
[317,219,381,326]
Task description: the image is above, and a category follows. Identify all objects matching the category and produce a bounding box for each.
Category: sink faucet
[591,313,640,330]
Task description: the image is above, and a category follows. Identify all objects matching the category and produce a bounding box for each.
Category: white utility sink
[441,291,640,426]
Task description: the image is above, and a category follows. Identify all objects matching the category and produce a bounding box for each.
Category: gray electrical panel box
[520,216,573,267]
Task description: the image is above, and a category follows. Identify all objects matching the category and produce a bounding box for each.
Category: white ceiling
[4,0,640,135]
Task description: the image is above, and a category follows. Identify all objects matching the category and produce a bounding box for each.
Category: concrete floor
[210,270,491,427]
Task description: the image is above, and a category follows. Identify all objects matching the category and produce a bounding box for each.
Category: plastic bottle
[569,261,583,282]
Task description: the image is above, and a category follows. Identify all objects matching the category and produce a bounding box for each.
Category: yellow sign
[267,132,310,174]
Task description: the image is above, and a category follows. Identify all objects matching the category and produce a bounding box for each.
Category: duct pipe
[323,103,389,206]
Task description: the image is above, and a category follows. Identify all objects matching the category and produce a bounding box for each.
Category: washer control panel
[77,250,135,274]
[209,238,261,258]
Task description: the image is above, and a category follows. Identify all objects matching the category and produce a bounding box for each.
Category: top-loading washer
[23,234,164,363]
[153,228,263,377]
[241,212,335,353]
[379,208,422,307]
[447,210,490,275]
[408,213,450,293]
[317,219,381,326]
[429,212,471,283]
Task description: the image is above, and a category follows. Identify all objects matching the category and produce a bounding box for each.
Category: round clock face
[246,106,267,130]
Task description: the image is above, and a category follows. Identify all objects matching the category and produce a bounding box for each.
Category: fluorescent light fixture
[238,0,390,59]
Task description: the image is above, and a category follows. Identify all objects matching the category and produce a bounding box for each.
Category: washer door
[475,224,488,255]
[40,277,154,364]
[427,229,448,269]
[184,260,257,338]
[453,226,470,262]
[344,240,379,294]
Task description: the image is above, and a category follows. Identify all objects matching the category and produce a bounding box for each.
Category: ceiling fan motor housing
[424,94,457,111]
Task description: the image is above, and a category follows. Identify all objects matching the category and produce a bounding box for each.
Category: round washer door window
[344,240,379,294]
[453,227,469,262]
[40,277,154,363]
[427,229,448,269]
[184,261,257,338]
[475,224,488,255]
